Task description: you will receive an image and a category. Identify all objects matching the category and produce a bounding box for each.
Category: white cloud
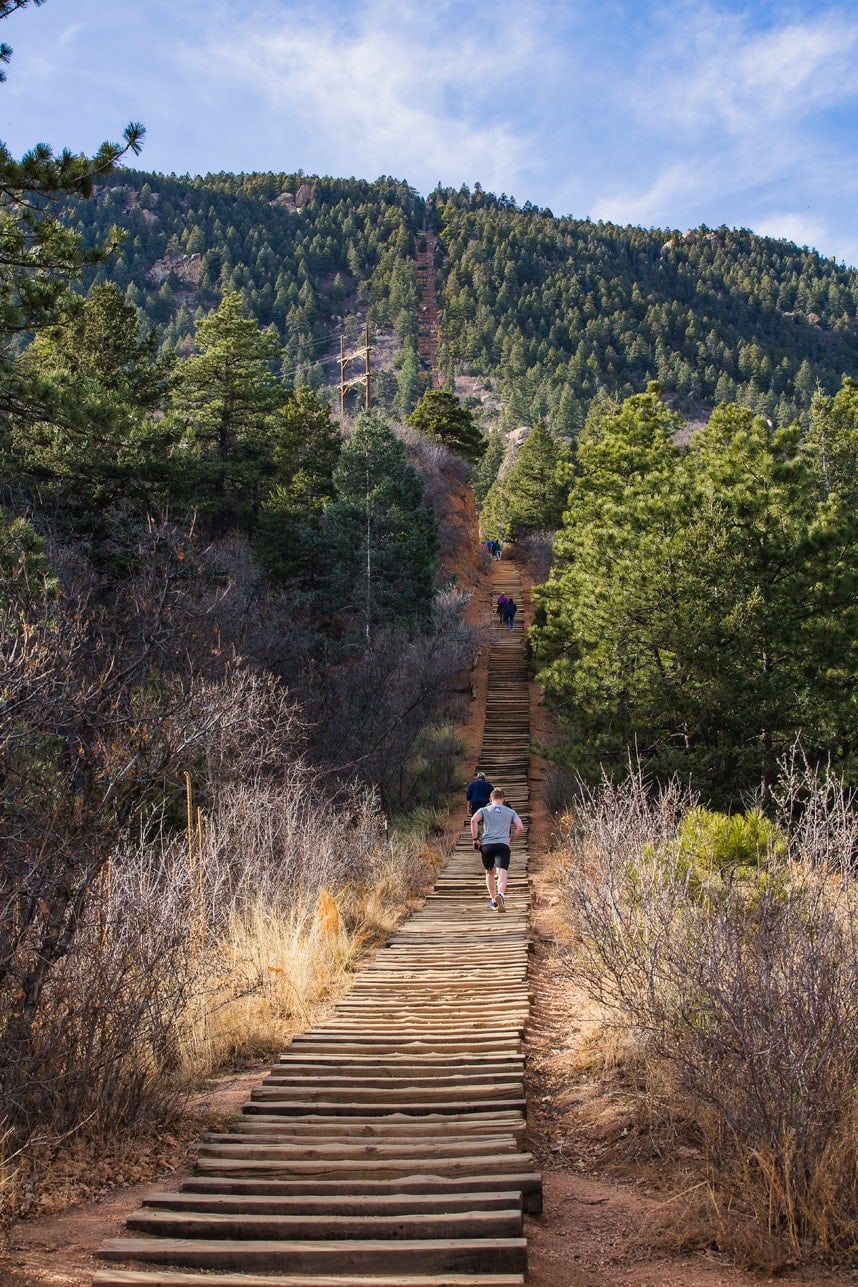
[753,210,829,252]
[634,4,858,140]
[177,0,548,192]
[574,4,858,263]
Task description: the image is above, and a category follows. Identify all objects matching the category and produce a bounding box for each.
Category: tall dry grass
[557,760,858,1267]
[0,752,449,1225]
[109,768,444,1082]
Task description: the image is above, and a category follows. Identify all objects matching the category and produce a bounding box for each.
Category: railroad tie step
[180,1172,543,1213]
[142,1189,524,1216]
[96,1235,528,1275]
[125,1207,523,1240]
[93,1270,525,1287]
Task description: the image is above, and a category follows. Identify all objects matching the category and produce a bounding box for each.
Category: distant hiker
[496,593,509,620]
[471,788,524,913]
[492,540,502,560]
[465,770,493,818]
[501,597,517,630]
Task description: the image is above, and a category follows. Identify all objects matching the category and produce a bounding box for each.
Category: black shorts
[480,843,511,871]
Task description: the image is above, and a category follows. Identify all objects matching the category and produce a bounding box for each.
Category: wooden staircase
[93,566,538,1287]
[415,232,442,390]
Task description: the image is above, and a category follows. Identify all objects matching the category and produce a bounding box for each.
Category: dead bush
[517,528,555,584]
[558,764,858,1265]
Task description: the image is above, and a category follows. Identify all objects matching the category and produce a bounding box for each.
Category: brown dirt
[0,1067,267,1286]
[2,526,851,1285]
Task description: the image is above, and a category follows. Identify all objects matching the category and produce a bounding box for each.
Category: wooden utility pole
[338,325,372,415]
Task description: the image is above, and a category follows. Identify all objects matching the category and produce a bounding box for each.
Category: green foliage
[0,507,57,609]
[67,171,423,376]
[316,411,437,636]
[59,172,858,439]
[472,428,506,508]
[11,284,174,546]
[802,376,858,504]
[532,381,858,804]
[1,116,144,426]
[672,806,787,882]
[255,387,341,582]
[433,185,858,430]
[481,422,571,540]
[407,388,485,462]
[170,292,283,536]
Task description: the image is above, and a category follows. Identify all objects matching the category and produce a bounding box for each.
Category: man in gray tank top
[470,788,524,913]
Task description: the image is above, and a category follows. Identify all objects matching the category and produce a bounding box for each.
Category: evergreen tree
[318,411,437,639]
[802,376,858,504]
[481,422,571,539]
[255,387,342,582]
[473,428,506,508]
[171,292,283,535]
[12,284,174,544]
[0,2,144,426]
[532,388,858,803]
[407,388,486,462]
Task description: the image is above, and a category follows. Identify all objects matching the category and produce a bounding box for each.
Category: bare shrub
[396,423,470,486]
[517,528,555,584]
[558,765,858,1264]
[304,588,476,810]
[543,763,576,818]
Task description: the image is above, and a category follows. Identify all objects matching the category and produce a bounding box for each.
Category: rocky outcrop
[148,252,202,287]
[269,183,316,213]
[662,229,724,255]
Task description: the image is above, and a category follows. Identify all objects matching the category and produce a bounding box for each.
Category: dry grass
[555,761,858,1267]
[0,751,449,1227]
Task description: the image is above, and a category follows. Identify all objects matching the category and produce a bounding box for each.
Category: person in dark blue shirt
[465,770,493,818]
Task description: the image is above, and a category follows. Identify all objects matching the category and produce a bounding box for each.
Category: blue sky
[3,0,858,266]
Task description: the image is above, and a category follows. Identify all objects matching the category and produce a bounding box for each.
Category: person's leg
[495,849,511,907]
[482,849,498,904]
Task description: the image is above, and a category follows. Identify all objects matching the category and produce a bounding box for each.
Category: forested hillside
[68,172,858,430]
[71,170,426,412]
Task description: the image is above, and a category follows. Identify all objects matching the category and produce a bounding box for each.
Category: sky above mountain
[3,0,858,267]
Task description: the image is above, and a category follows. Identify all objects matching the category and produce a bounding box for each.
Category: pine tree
[12,284,174,543]
[407,388,486,462]
[532,388,858,803]
[481,422,571,540]
[171,292,283,535]
[318,411,437,639]
[255,387,342,582]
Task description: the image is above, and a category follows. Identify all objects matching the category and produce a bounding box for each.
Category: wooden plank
[243,1095,526,1113]
[197,1138,520,1162]
[93,1270,525,1287]
[142,1190,523,1217]
[193,1152,537,1181]
[96,1235,528,1274]
[181,1171,542,1212]
[125,1206,522,1240]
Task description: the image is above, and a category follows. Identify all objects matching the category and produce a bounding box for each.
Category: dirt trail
[1,526,848,1286]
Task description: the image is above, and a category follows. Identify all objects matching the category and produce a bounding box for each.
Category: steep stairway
[415,232,441,389]
[93,564,538,1287]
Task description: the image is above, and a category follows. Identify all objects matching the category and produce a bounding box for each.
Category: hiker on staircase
[465,769,493,819]
[470,788,524,913]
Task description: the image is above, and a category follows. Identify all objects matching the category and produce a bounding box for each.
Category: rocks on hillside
[269,183,315,213]
[148,252,202,287]
[661,229,724,255]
